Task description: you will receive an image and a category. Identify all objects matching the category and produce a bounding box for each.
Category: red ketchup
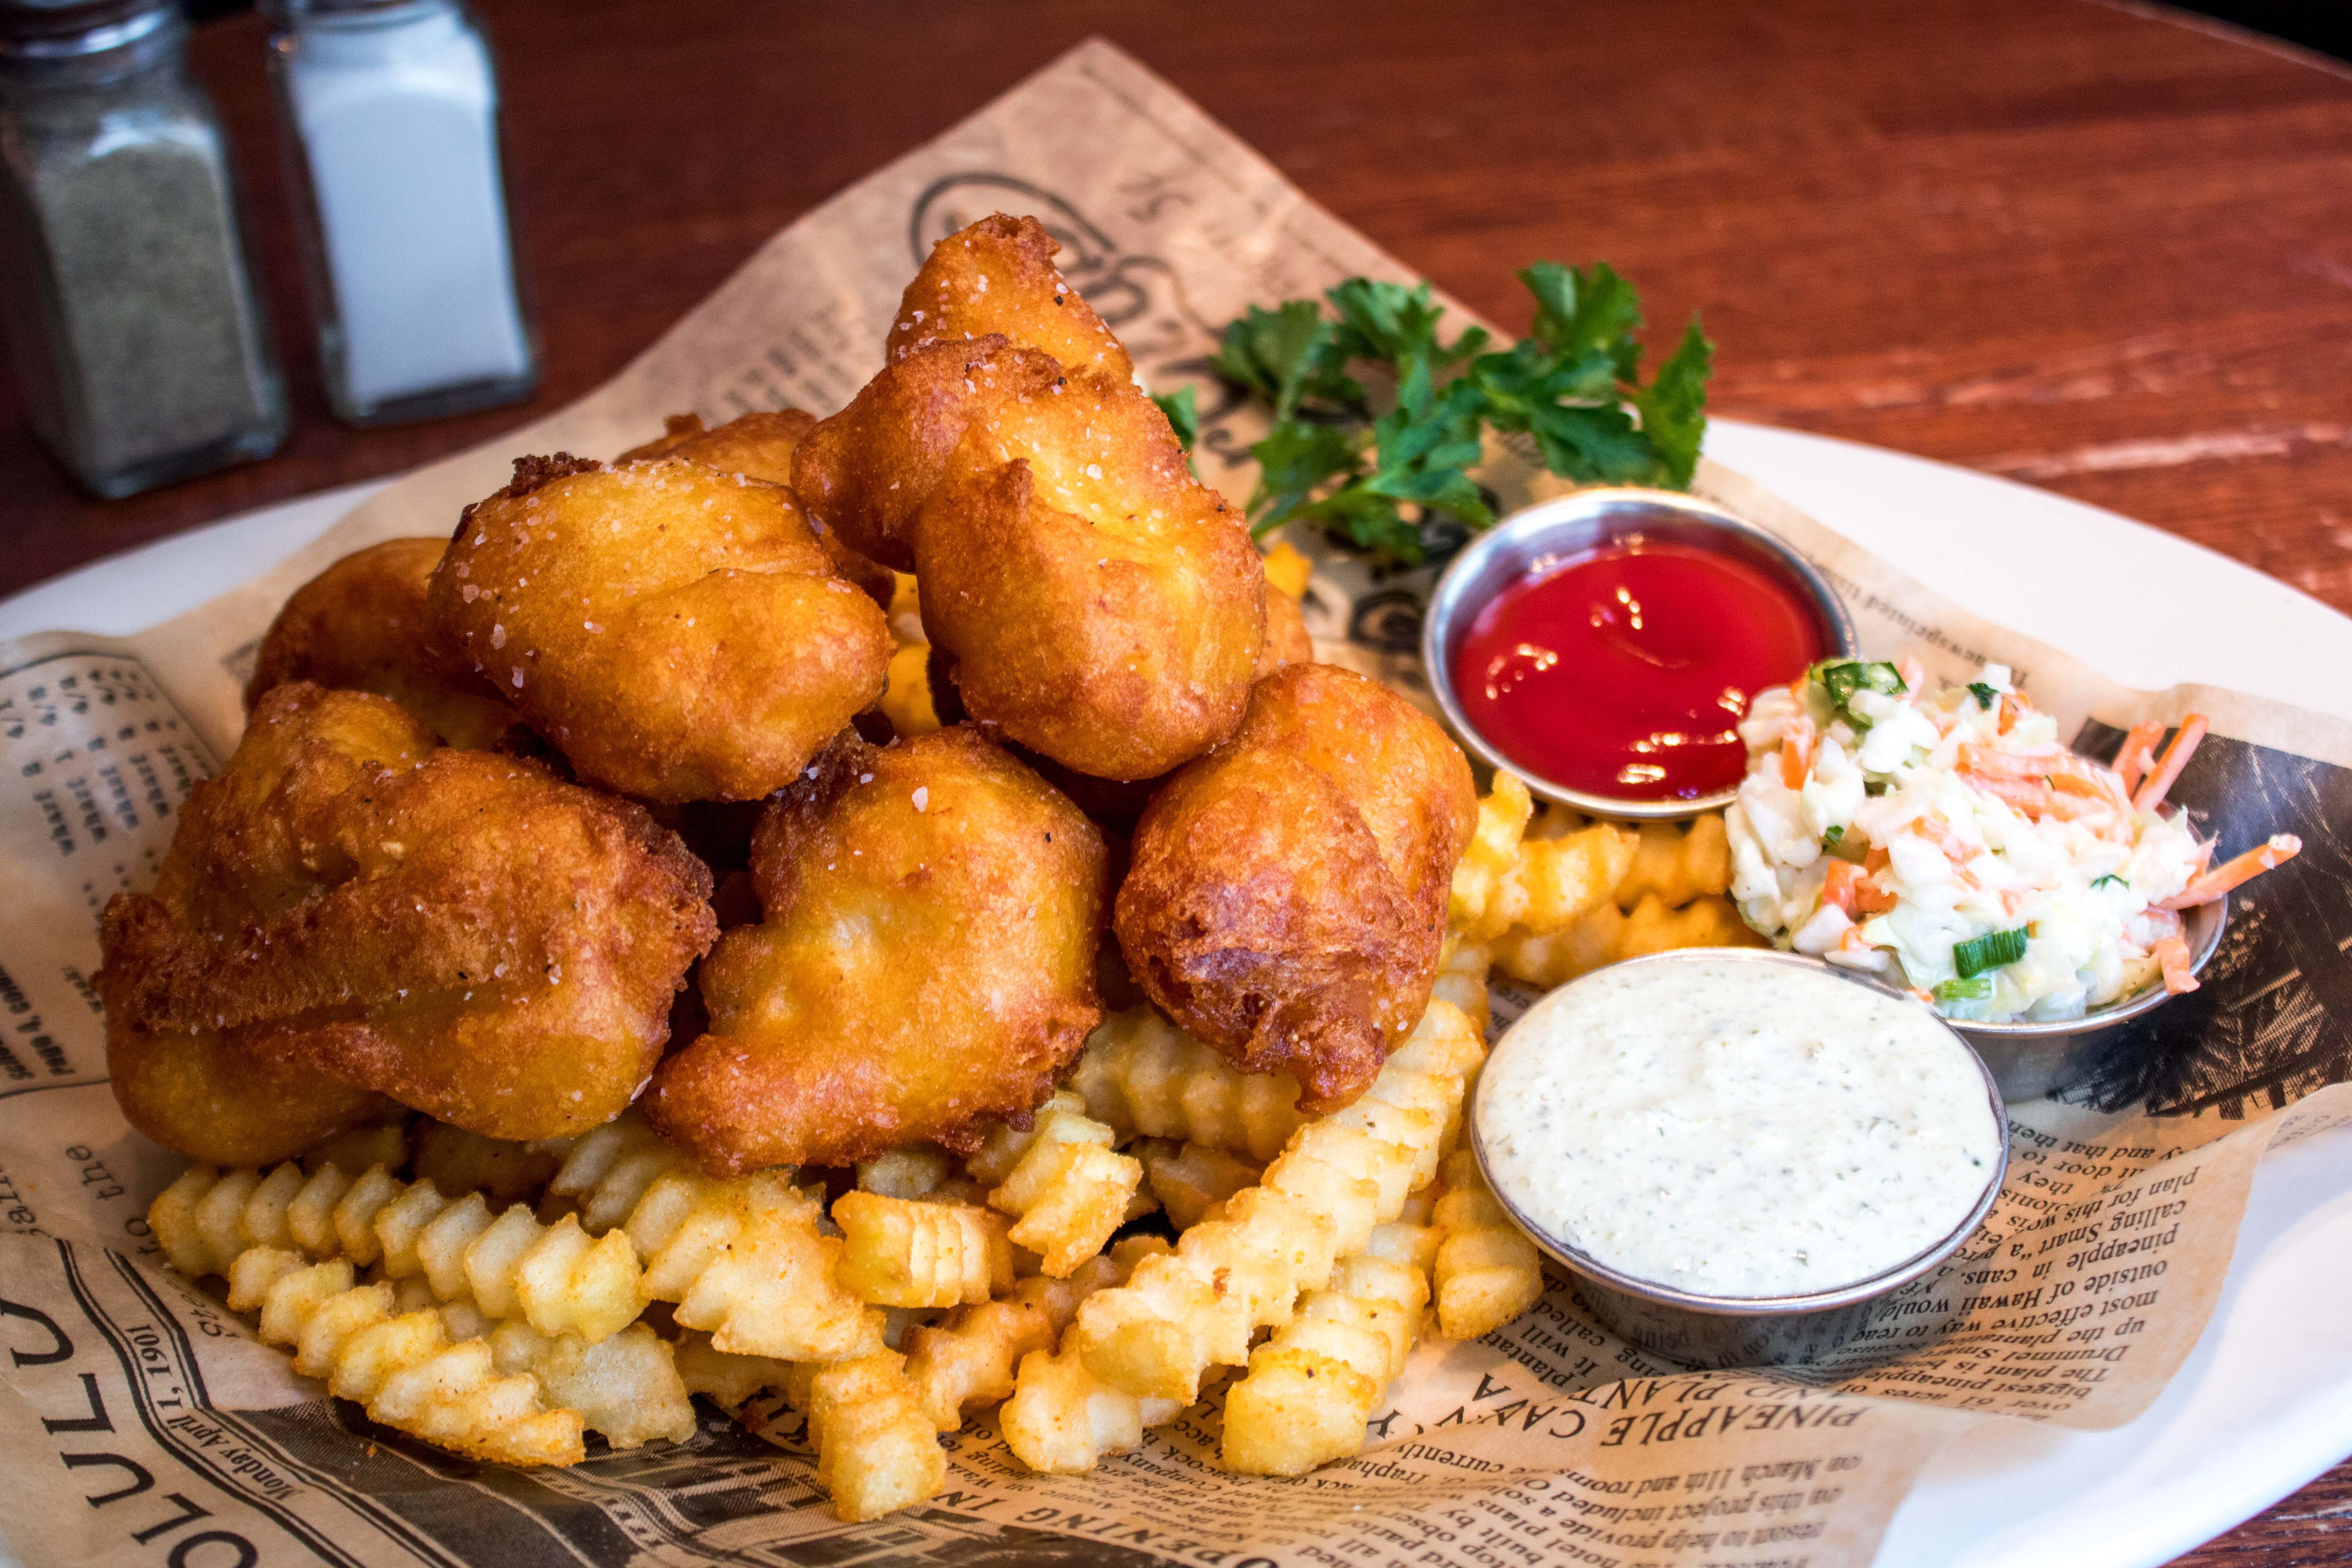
[1454,539,1823,801]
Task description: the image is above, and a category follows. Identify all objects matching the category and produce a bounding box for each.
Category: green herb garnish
[1934,976,1993,1002]
[1818,660,1908,708]
[1823,824,1844,847]
[1953,926,2030,980]
[1151,386,1199,450]
[1151,386,1202,478]
[1210,264,1710,566]
[1968,681,1998,710]
[2092,873,2128,890]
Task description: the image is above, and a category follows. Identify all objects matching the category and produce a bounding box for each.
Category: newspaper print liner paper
[4,36,2351,1568]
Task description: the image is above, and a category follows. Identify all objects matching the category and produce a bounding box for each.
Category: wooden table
[4,0,2347,1558]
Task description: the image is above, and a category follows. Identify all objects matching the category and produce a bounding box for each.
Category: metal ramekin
[1953,892,2228,1102]
[1422,488,1857,821]
[1469,948,2009,1370]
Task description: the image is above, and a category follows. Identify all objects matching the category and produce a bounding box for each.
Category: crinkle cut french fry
[1072,998,1481,1405]
[996,1237,1177,1473]
[1610,814,1734,911]
[785,1350,946,1523]
[982,1090,1142,1276]
[543,1110,684,1234]
[152,1159,377,1276]
[672,1329,796,1411]
[1450,775,1636,941]
[1134,1138,1262,1231]
[998,1340,1181,1474]
[1431,1149,1544,1341]
[413,1120,565,1206]
[1222,1250,1429,1476]
[302,1119,410,1182]
[489,1320,696,1449]
[152,1164,241,1277]
[154,1161,642,1342]
[857,1145,955,1199]
[377,1271,692,1451]
[1449,772,1534,941]
[832,1191,1013,1306]
[233,1248,583,1466]
[1493,890,1762,989]
[629,1170,885,1362]
[1068,1005,1305,1161]
[902,1248,1127,1431]
[1429,935,1493,1039]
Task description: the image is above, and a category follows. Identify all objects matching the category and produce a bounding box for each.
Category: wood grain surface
[2,0,2347,1558]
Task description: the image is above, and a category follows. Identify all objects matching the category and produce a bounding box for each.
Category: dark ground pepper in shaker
[0,0,285,498]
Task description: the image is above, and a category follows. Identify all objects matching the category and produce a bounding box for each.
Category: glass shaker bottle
[0,0,287,498]
[264,0,537,426]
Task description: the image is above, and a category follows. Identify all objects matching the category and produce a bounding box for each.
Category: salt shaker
[0,0,287,498]
[264,0,536,426]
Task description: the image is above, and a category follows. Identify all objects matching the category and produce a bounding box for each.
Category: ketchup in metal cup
[1453,537,1823,800]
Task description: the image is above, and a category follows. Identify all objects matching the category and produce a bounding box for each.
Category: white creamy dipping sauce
[1474,956,2002,1299]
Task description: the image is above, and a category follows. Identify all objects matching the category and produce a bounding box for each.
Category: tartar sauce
[1474,955,2001,1299]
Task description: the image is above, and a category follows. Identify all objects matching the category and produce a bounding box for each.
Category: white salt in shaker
[263,0,536,425]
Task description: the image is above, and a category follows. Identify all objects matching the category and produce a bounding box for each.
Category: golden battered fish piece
[246,537,524,750]
[793,213,1126,572]
[98,685,716,1152]
[427,456,892,802]
[792,338,1062,571]
[644,726,1108,1176]
[622,410,896,608]
[109,1017,387,1170]
[884,212,1132,380]
[917,370,1264,781]
[1114,665,1477,1112]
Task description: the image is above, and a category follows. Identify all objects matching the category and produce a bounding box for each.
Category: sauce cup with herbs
[1470,948,2008,1368]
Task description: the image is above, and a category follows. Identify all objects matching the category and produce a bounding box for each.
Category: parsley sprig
[1205,263,1711,566]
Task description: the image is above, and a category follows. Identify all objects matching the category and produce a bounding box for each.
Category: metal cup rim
[1420,487,1858,821]
[1470,947,2010,1318]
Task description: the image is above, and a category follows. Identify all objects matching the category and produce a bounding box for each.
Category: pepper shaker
[0,0,287,498]
[264,0,536,426]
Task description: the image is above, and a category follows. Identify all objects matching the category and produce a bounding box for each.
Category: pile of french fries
[147,776,1747,1521]
[1453,773,1764,987]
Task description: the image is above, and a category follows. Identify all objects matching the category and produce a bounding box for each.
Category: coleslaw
[1725,660,2298,1023]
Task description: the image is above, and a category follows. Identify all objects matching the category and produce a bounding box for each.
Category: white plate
[4,419,2347,1568]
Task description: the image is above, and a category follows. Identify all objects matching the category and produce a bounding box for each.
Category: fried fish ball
[620,409,896,608]
[427,455,892,802]
[1115,664,1477,1111]
[793,337,1063,570]
[246,537,523,750]
[883,212,1132,380]
[98,685,715,1153]
[793,213,1127,572]
[109,1020,388,1171]
[642,725,1109,1174]
[918,369,1264,780]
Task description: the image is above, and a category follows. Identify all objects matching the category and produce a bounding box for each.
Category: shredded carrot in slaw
[2132,715,2209,812]
[2160,833,2302,910]
[1779,714,1817,790]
